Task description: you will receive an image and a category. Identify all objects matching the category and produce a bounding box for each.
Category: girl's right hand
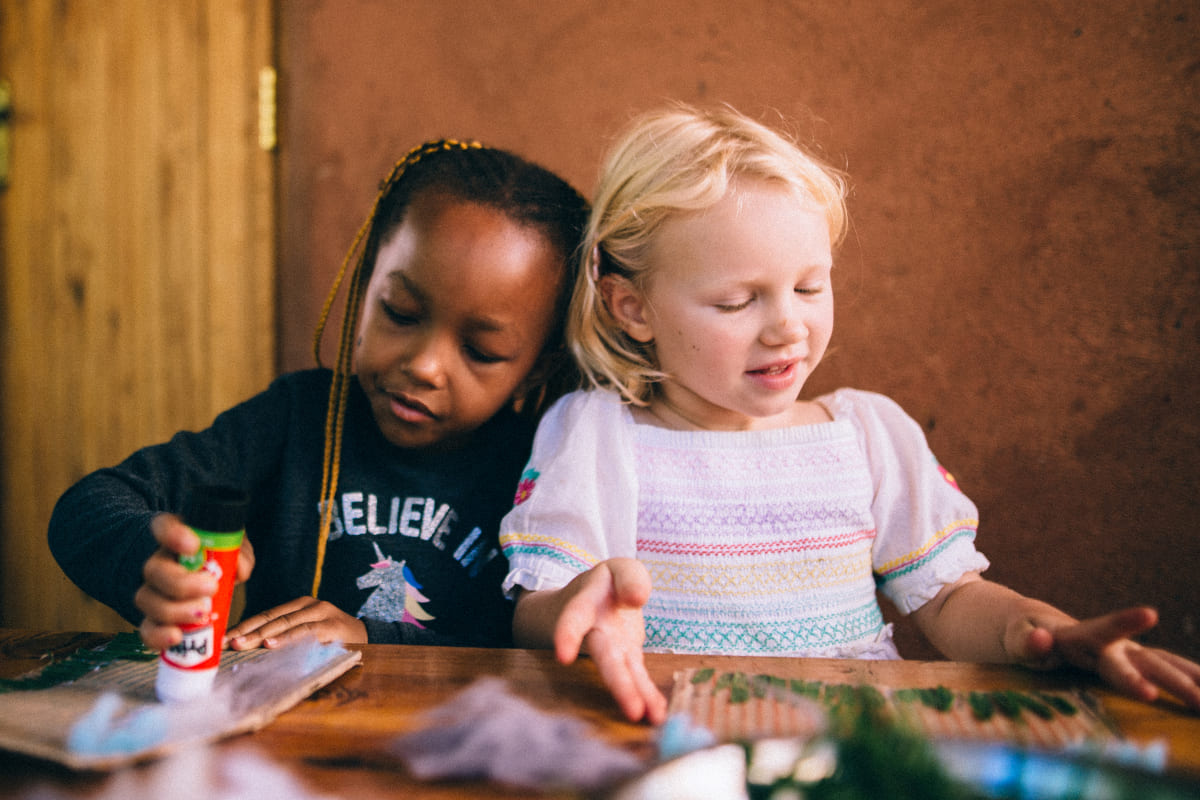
[134,512,255,651]
[554,558,668,725]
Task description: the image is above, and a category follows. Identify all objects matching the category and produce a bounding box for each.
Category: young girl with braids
[48,140,589,650]
[499,105,1200,724]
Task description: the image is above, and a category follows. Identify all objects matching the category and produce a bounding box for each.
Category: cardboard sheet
[668,668,1120,749]
[0,639,361,770]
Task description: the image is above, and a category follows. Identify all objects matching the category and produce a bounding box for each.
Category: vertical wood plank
[205,0,277,412]
[0,1,276,632]
[0,1,68,622]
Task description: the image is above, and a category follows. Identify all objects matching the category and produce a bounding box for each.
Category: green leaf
[1037,692,1078,716]
[967,691,994,721]
[991,690,1022,719]
[1013,691,1054,719]
[918,686,955,712]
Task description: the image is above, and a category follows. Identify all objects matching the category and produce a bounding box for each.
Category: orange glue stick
[155,485,249,703]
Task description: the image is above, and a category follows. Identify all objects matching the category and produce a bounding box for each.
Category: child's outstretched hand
[225,596,367,650]
[558,558,668,725]
[135,512,256,651]
[515,558,668,724]
[1010,606,1200,712]
[915,575,1200,712]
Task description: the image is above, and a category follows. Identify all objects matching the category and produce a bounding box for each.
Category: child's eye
[381,301,419,325]
[464,343,505,365]
[714,298,753,312]
[795,284,825,296]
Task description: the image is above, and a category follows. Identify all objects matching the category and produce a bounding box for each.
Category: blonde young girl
[498,105,1200,724]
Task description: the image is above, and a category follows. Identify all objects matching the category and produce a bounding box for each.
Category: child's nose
[762,300,806,346]
[403,331,451,387]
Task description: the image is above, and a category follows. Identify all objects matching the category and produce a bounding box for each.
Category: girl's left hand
[225,596,368,650]
[1015,607,1200,712]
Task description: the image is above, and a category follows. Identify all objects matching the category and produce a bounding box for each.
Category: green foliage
[747,702,982,800]
[0,632,156,693]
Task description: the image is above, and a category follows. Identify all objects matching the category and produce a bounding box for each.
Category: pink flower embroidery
[513,468,540,505]
[938,463,960,490]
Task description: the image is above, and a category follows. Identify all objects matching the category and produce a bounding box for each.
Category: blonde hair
[568,104,848,405]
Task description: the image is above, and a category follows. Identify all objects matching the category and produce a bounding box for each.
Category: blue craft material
[657,712,717,761]
[63,639,355,761]
[302,642,343,674]
[67,693,169,756]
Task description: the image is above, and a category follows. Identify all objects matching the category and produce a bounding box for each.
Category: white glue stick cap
[155,660,218,703]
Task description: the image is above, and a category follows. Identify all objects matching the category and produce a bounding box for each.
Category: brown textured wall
[278,1,1200,660]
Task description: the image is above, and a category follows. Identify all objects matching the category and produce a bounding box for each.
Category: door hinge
[258,66,277,152]
[0,80,11,190]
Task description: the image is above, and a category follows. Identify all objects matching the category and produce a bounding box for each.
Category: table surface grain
[1,629,1197,798]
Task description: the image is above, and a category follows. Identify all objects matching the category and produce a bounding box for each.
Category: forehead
[371,196,562,327]
[648,182,832,281]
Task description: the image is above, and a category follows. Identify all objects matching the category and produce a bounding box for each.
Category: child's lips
[747,358,801,389]
[388,392,438,423]
[748,359,798,377]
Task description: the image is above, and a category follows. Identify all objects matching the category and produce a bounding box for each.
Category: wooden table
[1,629,1198,798]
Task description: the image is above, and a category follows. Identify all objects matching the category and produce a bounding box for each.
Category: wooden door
[0,1,276,632]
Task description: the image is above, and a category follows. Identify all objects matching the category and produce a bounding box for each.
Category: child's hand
[1013,606,1200,712]
[913,576,1200,712]
[235,534,255,583]
[552,558,668,725]
[225,596,368,650]
[135,512,223,651]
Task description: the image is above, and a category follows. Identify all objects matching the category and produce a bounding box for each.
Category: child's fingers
[225,601,294,648]
[1067,607,1159,650]
[1047,607,1159,672]
[135,581,212,621]
[1096,644,1160,705]
[236,537,255,583]
[607,558,652,607]
[138,617,182,652]
[225,632,265,651]
[141,549,218,600]
[634,657,669,725]
[143,515,216,603]
[1004,622,1056,668]
[226,596,360,650]
[586,627,664,723]
[135,592,212,651]
[1123,647,1200,711]
[149,513,200,556]
[589,640,644,721]
[552,611,589,664]
[554,567,618,663]
[1154,647,1200,684]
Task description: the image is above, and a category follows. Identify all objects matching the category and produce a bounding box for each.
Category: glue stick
[155,485,249,703]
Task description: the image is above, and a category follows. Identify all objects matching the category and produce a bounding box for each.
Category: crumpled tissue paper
[391,676,645,792]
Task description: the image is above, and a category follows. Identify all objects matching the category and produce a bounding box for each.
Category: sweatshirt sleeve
[46,374,300,624]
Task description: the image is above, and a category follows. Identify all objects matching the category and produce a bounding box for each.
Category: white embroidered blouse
[500,388,989,659]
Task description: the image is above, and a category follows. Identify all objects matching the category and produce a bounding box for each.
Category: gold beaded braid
[309,139,484,598]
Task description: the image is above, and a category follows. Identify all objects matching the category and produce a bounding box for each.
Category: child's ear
[600,275,654,343]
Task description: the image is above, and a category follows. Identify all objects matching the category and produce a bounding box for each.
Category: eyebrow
[388,272,510,335]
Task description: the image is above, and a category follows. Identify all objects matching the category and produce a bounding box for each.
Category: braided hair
[309,139,588,597]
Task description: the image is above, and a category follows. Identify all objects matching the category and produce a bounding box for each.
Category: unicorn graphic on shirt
[355,541,435,627]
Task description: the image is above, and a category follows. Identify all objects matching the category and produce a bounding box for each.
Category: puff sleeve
[500,390,640,596]
[823,389,991,615]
